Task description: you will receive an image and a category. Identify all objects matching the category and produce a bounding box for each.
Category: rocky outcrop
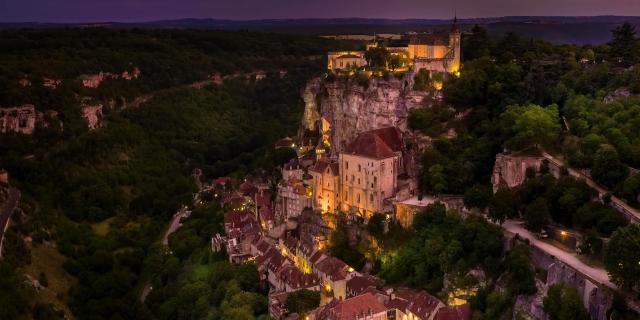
[78,67,141,88]
[302,76,427,152]
[81,104,103,130]
[0,105,37,134]
[604,87,632,103]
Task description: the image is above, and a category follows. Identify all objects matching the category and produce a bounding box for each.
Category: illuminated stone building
[309,157,340,213]
[327,17,461,75]
[338,127,403,218]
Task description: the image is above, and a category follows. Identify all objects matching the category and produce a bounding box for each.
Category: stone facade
[491,152,546,192]
[0,105,37,134]
[81,104,104,130]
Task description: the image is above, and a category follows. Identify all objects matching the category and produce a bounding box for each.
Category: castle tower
[449,15,461,74]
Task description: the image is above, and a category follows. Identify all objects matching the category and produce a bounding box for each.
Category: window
[358,164,361,172]
[345,161,349,169]
[345,191,348,200]
[370,194,374,203]
[357,194,360,203]
[358,178,360,184]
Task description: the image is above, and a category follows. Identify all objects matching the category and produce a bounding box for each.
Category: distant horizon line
[2,14,640,25]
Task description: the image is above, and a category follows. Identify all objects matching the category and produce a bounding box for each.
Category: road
[0,188,20,258]
[502,220,615,289]
[162,207,189,245]
[140,206,190,302]
[541,152,640,222]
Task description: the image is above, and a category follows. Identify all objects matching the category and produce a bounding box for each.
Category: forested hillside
[0,28,354,320]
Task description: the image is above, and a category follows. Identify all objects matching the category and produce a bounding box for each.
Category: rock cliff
[302,75,428,152]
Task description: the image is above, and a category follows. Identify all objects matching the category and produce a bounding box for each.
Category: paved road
[502,220,615,289]
[0,188,20,258]
[141,206,190,302]
[162,207,189,245]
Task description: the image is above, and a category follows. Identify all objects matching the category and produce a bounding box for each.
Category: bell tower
[449,15,461,74]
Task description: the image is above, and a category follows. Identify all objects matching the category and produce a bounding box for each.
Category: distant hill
[2,16,640,44]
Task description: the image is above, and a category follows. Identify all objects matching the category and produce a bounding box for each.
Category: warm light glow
[560,231,568,236]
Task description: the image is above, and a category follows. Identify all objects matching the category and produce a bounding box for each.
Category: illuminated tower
[449,15,461,74]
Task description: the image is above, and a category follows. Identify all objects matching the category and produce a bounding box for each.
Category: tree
[412,203,447,231]
[489,188,517,224]
[428,164,447,194]
[524,198,550,233]
[610,22,638,67]
[504,245,537,295]
[413,69,431,91]
[501,104,560,150]
[388,55,402,71]
[543,284,589,320]
[464,184,492,211]
[463,25,491,60]
[364,47,390,69]
[285,289,320,316]
[367,212,386,240]
[604,224,640,288]
[591,144,629,189]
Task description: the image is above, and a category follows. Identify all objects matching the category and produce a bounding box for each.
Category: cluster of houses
[208,125,472,319]
[217,199,470,320]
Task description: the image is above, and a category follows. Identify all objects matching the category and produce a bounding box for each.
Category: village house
[339,127,404,218]
[223,210,261,263]
[309,157,340,213]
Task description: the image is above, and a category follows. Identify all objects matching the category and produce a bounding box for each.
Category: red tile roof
[406,291,444,320]
[315,256,350,281]
[328,293,388,320]
[347,275,379,296]
[344,127,403,159]
[434,304,471,320]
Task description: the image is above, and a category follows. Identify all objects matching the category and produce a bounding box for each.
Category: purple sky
[1,0,639,23]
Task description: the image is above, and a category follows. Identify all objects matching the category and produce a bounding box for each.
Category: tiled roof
[344,127,403,159]
[347,275,379,296]
[315,256,349,281]
[310,158,340,176]
[337,54,363,59]
[434,304,471,320]
[409,34,447,45]
[329,293,388,320]
[406,291,444,320]
[277,265,319,289]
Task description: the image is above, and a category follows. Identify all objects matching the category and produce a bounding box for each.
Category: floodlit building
[339,127,403,218]
[327,17,461,74]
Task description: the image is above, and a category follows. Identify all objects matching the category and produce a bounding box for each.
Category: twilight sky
[1,0,639,23]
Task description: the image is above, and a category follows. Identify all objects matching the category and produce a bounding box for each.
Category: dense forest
[3,20,640,320]
[0,28,355,320]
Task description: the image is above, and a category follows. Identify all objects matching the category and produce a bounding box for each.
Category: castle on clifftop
[327,17,461,74]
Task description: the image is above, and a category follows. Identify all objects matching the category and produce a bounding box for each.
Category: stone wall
[508,236,613,320]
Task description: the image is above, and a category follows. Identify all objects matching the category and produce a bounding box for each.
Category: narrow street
[502,220,615,289]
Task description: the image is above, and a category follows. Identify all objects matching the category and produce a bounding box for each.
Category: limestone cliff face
[302,75,426,151]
